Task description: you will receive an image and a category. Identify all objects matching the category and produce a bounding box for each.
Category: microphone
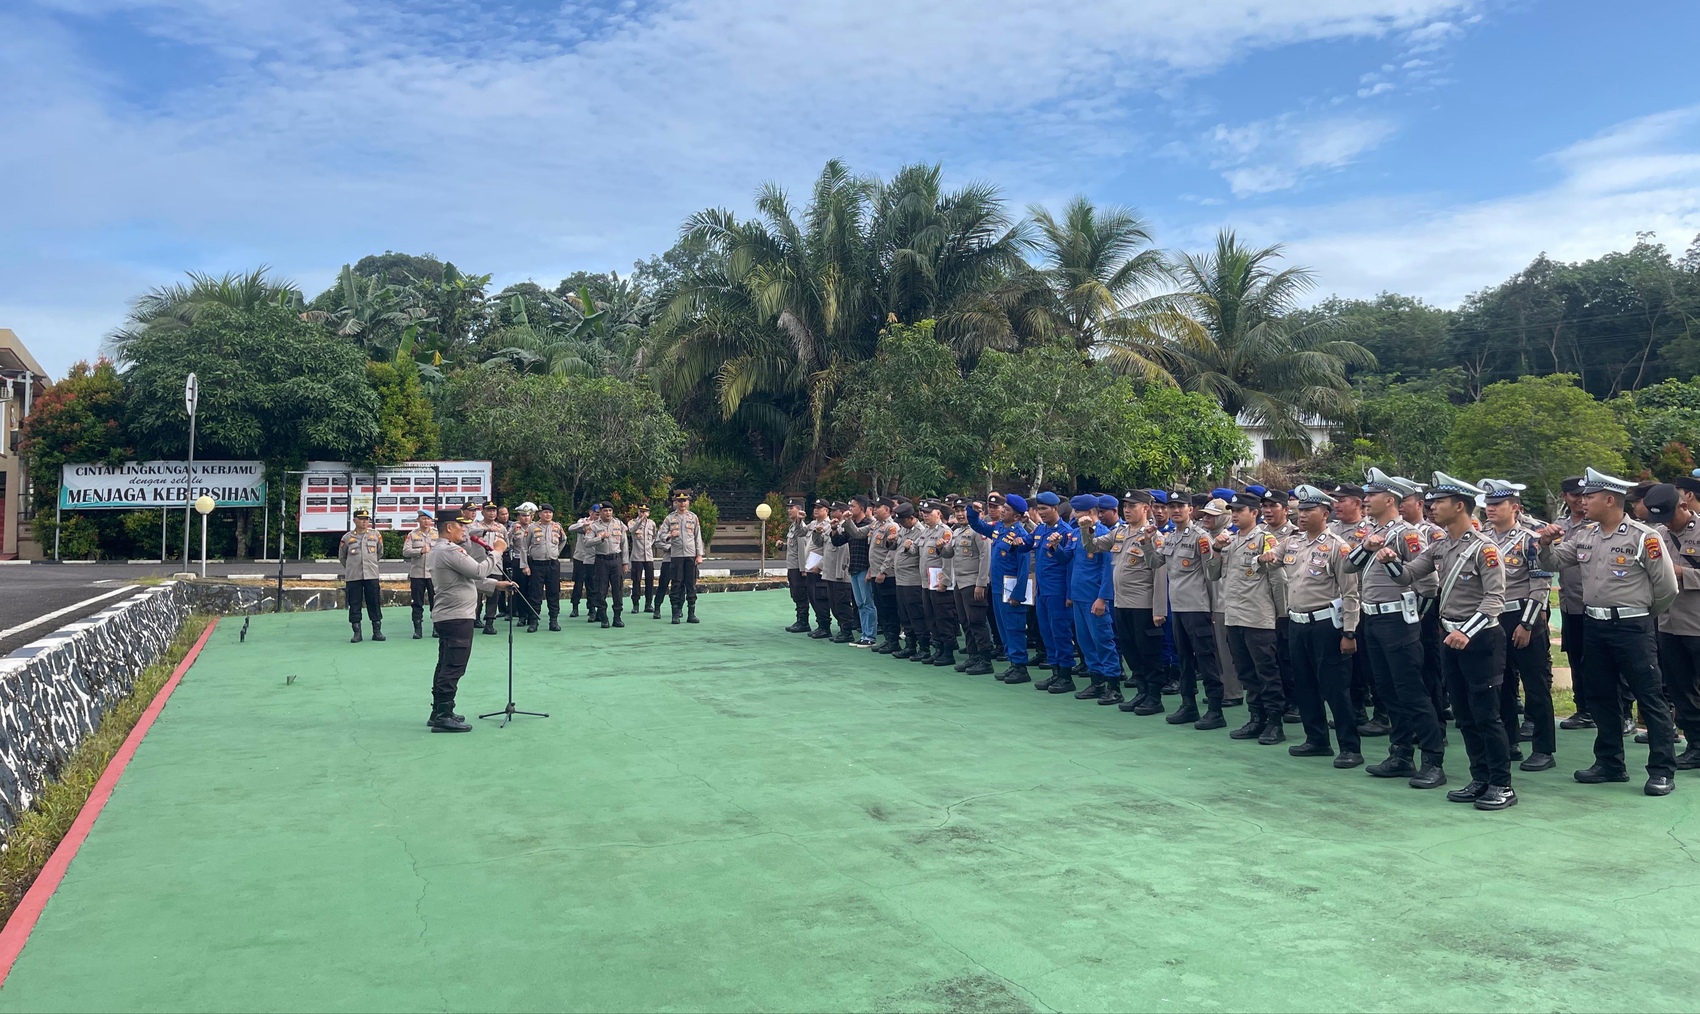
[469,535,495,552]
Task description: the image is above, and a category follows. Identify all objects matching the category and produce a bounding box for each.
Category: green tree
[18,359,133,513]
[365,361,441,464]
[301,264,431,358]
[1156,231,1374,444]
[1447,374,1628,510]
[437,364,685,516]
[833,320,976,494]
[112,267,303,346]
[1610,376,1700,472]
[1117,385,1249,489]
[1348,375,1461,478]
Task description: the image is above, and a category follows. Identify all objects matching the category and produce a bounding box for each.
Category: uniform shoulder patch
[1646,535,1664,560]
[1482,544,1499,568]
[1197,536,1210,554]
[1403,531,1421,554]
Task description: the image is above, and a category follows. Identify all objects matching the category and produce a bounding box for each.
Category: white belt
[1441,618,1465,633]
[1500,598,1528,615]
[1362,601,1405,615]
[1289,608,1331,623]
[1585,606,1650,620]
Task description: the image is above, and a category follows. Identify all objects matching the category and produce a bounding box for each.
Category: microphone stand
[479,556,550,727]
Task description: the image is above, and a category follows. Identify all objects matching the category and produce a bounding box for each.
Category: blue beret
[1069,493,1097,511]
[1211,487,1236,502]
[1004,493,1028,513]
[1035,491,1061,506]
[1244,484,1267,498]
[1096,494,1118,510]
[1148,489,1169,504]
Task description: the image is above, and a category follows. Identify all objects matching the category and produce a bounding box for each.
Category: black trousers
[630,560,654,608]
[1562,611,1630,715]
[896,584,926,644]
[1442,627,1509,786]
[1275,617,1295,712]
[1226,625,1282,718]
[827,579,856,632]
[595,554,624,616]
[1289,620,1359,753]
[1583,615,1678,779]
[409,578,434,625]
[668,557,699,608]
[924,585,965,643]
[345,579,381,625]
[527,558,562,620]
[1349,645,1376,715]
[807,572,831,627]
[1500,613,1556,755]
[570,558,591,606]
[1363,612,1444,758]
[873,576,900,640]
[655,559,672,609]
[1173,611,1222,706]
[1657,631,1700,741]
[954,586,992,656]
[430,618,475,702]
[787,567,810,623]
[1421,603,1447,719]
[1114,607,1162,686]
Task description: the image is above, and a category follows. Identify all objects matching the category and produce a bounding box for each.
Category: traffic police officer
[340,508,385,643]
[1646,484,1700,771]
[1481,479,1557,772]
[1537,467,1681,796]
[1384,473,1512,808]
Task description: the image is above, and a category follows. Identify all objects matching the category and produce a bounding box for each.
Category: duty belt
[1288,607,1333,623]
[1362,600,1405,616]
[1500,598,1527,614]
[1585,606,1651,620]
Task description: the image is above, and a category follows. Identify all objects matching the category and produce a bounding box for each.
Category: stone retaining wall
[0,582,192,842]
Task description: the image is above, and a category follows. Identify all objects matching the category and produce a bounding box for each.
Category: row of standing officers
[781,467,1697,809]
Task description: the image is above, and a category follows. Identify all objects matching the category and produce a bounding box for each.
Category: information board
[297,460,493,532]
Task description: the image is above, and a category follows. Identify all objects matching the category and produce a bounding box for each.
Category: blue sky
[4,0,1698,377]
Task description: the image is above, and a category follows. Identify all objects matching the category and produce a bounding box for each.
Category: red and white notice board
[297,460,493,532]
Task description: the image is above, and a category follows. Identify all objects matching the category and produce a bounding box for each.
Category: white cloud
[1,0,1482,374]
[1206,115,1398,194]
[1223,107,1700,306]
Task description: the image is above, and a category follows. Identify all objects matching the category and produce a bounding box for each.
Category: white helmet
[518,501,539,514]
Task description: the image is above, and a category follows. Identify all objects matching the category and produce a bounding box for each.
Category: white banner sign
[59,460,267,510]
[298,460,493,532]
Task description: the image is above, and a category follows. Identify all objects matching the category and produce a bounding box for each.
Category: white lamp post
[195,494,215,578]
[182,373,199,567]
[755,502,772,578]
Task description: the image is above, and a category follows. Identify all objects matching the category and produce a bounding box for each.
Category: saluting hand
[1375,546,1397,563]
[1365,533,1387,550]
[1535,523,1562,544]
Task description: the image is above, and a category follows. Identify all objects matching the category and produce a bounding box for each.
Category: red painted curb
[0,616,220,988]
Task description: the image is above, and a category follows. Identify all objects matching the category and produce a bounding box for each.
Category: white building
[1235,411,1333,470]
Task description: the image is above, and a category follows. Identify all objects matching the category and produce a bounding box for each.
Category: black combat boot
[909,639,933,663]
[1194,703,1226,730]
[413,620,423,640]
[549,616,561,632]
[687,606,699,623]
[1001,663,1031,684]
[350,622,363,643]
[1367,746,1417,778]
[1258,719,1287,745]
[600,615,611,628]
[932,641,958,667]
[963,654,993,676]
[786,613,811,633]
[1229,709,1265,740]
[632,595,642,616]
[1097,678,1124,706]
[1166,698,1200,724]
[427,700,472,733]
[570,604,579,618]
[371,621,386,642]
[874,635,897,654]
[1046,665,1077,694]
[1675,742,1700,770]
[671,606,683,625]
[527,618,539,633]
[612,612,625,628]
[831,629,852,643]
[1130,677,1167,715]
[1358,708,1390,737]
[810,626,832,639]
[954,651,971,672]
[484,617,497,635]
[1074,677,1104,700]
[892,636,914,660]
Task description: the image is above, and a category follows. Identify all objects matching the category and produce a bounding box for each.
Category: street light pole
[755,502,773,579]
[182,373,199,567]
[196,495,215,579]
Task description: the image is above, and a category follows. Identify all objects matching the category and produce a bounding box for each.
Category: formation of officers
[336,492,708,732]
[781,466,1700,809]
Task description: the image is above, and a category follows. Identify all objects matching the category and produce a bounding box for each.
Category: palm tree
[1162,231,1375,444]
[299,264,431,358]
[110,267,301,358]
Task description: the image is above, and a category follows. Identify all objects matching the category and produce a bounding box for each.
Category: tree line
[23,158,1700,558]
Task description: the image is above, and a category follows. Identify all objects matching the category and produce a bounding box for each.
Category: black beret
[893,503,916,518]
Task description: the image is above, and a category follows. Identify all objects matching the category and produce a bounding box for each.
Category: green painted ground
[4,590,1698,1013]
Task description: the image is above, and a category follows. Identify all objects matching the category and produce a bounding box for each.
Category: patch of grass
[0,615,212,928]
